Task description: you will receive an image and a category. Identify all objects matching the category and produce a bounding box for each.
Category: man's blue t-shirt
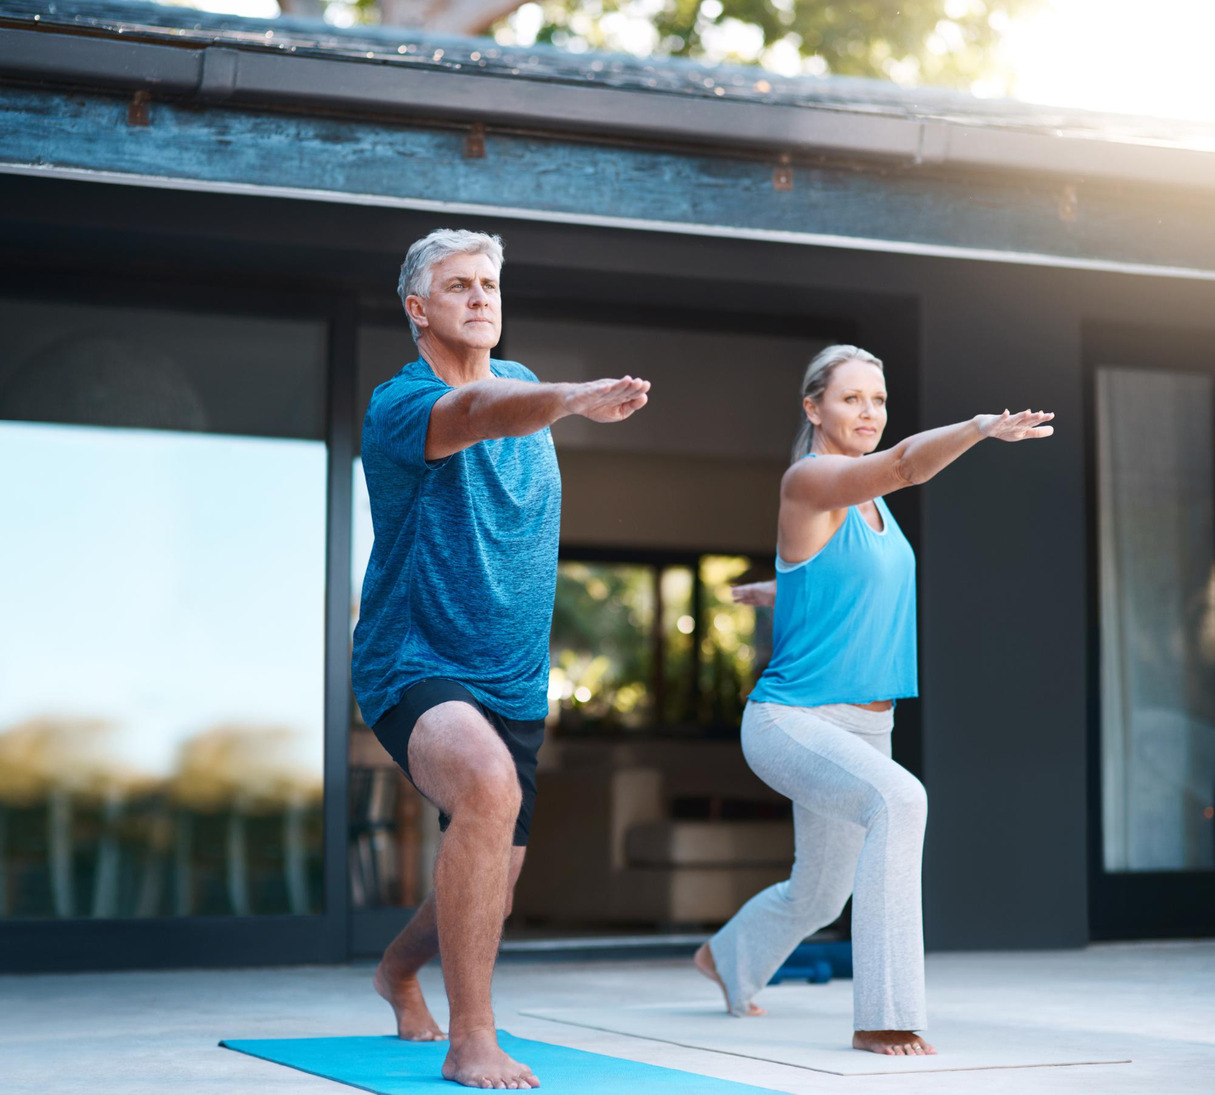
[351,358,561,727]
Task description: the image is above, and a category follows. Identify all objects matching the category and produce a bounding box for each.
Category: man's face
[408,252,502,352]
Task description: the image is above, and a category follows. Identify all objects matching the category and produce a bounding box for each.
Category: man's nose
[469,283,491,306]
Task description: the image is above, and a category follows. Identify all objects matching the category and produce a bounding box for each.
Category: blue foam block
[768,941,853,985]
[221,1032,784,1093]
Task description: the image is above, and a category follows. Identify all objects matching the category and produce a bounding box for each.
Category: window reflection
[1097,366,1215,872]
[549,555,768,735]
[0,295,328,921]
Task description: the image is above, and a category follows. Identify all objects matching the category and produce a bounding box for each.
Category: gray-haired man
[352,229,649,1088]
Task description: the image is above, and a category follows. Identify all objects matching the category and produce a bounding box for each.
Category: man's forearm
[460,378,573,441]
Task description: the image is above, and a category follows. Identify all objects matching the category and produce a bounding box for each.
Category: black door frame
[1082,320,1215,940]
[0,269,356,971]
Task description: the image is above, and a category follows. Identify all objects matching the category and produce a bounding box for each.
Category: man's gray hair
[397,229,505,340]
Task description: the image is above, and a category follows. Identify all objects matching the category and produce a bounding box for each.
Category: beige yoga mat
[520,997,1132,1076]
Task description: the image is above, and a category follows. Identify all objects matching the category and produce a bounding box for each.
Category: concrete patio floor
[3,940,1212,1094]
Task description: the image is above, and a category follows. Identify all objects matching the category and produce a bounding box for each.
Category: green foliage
[515,0,1039,91]
[550,557,761,734]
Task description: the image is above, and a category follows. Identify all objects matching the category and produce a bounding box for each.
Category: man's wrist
[552,382,578,421]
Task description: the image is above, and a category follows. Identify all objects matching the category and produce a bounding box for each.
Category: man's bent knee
[449,761,522,826]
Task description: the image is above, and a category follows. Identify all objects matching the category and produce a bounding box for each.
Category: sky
[162,0,1215,123]
[0,423,329,779]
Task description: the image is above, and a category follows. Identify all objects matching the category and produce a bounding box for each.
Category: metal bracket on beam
[916,122,951,165]
[198,48,240,103]
[1058,184,1079,223]
[127,89,149,127]
[774,153,793,191]
[465,123,486,159]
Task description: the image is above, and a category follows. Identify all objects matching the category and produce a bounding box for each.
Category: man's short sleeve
[369,370,452,470]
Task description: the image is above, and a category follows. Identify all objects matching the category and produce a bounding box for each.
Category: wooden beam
[1,85,1212,279]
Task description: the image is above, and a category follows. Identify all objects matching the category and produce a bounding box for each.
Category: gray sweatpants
[709,700,928,1031]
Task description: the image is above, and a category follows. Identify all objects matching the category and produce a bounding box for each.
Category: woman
[694,345,1053,1056]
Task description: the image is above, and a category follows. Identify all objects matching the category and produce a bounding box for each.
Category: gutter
[1,23,1214,193]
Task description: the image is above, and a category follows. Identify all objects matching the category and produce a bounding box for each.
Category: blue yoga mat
[221,1032,784,1093]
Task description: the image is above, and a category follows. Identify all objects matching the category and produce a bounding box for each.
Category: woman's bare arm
[731,581,776,608]
[782,409,1054,513]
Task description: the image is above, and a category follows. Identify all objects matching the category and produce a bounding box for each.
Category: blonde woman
[695,345,1053,1056]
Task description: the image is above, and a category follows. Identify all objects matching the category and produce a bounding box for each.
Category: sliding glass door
[0,282,350,967]
[1091,355,1215,936]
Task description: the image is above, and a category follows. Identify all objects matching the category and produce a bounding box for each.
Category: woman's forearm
[893,417,986,486]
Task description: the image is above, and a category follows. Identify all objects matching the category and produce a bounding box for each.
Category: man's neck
[417,338,494,387]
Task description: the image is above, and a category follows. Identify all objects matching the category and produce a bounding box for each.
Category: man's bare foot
[852,1030,936,1056]
[373,962,447,1041]
[442,1028,539,1089]
[693,942,765,1017]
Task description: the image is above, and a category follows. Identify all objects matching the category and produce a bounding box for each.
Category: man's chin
[435,332,500,351]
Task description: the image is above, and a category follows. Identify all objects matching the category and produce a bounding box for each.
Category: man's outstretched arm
[424,375,650,461]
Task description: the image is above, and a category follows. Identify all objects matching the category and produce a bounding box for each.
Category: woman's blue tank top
[749,479,918,708]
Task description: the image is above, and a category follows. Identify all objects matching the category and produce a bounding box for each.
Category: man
[352,228,649,1090]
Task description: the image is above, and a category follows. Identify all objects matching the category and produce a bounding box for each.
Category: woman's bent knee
[887,773,927,824]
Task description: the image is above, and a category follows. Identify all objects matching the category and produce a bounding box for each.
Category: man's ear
[406,295,428,330]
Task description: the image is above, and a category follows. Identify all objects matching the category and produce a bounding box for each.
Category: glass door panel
[0,298,328,920]
[1096,366,1215,874]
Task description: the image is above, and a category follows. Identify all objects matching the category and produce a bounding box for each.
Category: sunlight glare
[1004,0,1215,122]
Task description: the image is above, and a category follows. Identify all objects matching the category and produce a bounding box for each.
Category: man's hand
[563,376,650,423]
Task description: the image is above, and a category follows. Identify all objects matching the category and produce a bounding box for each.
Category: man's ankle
[448,1022,497,1044]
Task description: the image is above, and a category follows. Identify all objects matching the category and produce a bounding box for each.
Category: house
[1,0,1212,970]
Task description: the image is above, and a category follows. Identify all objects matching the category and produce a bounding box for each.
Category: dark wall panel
[916,265,1089,949]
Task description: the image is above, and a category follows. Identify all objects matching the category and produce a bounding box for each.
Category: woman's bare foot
[693,942,766,1016]
[442,1027,539,1089]
[373,961,447,1041]
[852,1030,936,1056]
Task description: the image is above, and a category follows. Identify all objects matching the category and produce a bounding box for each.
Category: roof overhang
[2,12,1214,281]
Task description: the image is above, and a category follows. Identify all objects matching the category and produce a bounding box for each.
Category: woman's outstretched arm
[732,581,776,607]
[782,409,1054,513]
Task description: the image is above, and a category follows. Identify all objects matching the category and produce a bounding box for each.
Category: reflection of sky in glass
[351,457,372,626]
[0,422,327,780]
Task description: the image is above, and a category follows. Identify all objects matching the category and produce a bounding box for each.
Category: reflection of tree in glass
[549,563,655,729]
[700,556,758,730]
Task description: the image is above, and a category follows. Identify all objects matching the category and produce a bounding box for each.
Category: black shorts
[371,678,545,847]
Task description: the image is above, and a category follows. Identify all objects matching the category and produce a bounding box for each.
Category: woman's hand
[731,580,776,607]
[975,408,1055,441]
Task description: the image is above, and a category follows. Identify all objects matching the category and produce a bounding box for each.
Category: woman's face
[805,359,888,456]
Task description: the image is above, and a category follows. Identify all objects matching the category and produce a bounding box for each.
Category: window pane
[550,562,656,731]
[348,323,437,912]
[0,299,328,919]
[660,566,696,726]
[699,556,760,731]
[1097,366,1215,872]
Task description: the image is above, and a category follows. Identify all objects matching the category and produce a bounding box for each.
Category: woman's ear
[803,395,821,427]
